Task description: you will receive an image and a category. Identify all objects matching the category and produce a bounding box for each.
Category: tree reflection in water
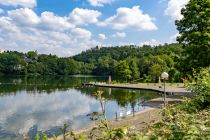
[0,76,159,140]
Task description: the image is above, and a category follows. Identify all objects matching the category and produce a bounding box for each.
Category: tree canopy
[176,0,210,70]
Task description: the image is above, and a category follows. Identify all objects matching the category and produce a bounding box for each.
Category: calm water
[0,76,159,140]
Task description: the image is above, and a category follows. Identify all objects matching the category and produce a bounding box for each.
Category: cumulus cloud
[98,33,107,40]
[0,17,20,33]
[164,0,189,20]
[8,8,40,26]
[69,8,101,25]
[0,0,36,8]
[112,32,126,38]
[98,6,157,31]
[0,8,98,56]
[71,28,92,40]
[88,0,114,7]
[41,11,74,31]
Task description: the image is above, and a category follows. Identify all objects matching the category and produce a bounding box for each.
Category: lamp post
[161,72,169,108]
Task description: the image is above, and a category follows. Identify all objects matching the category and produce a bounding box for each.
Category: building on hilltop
[95,45,104,50]
[96,45,101,50]
[0,49,4,53]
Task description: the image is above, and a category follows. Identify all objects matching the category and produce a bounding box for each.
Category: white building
[0,49,4,53]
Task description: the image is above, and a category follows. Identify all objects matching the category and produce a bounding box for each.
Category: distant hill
[72,43,183,63]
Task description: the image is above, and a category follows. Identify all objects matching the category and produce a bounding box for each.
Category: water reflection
[0,76,159,140]
[0,89,99,139]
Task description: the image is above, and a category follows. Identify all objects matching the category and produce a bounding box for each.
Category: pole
[84,62,86,83]
[115,112,118,121]
[164,79,166,108]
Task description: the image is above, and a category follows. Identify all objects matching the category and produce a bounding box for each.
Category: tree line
[0,43,183,82]
[0,39,208,83]
[0,51,83,75]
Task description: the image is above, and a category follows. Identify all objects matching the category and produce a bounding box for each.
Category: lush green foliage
[181,66,210,113]
[176,0,210,71]
[0,51,83,75]
[0,44,184,82]
[73,43,183,82]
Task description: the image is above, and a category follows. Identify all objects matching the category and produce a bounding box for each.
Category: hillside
[73,44,182,62]
[72,43,184,82]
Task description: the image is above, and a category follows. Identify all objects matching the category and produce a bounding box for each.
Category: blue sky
[0,0,189,56]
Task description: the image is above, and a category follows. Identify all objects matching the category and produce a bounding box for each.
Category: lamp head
[161,72,169,80]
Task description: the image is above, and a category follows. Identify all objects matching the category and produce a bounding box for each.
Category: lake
[0,76,159,140]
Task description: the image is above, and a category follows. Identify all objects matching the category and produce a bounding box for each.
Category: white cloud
[112,32,126,38]
[0,0,36,8]
[0,8,98,56]
[164,0,189,20]
[88,0,114,7]
[41,11,74,31]
[98,33,107,40]
[140,39,162,46]
[0,17,20,33]
[0,8,4,14]
[69,8,101,25]
[8,8,40,26]
[8,8,74,31]
[71,28,92,40]
[98,6,157,31]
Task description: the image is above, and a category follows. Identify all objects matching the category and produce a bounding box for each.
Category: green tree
[26,51,38,60]
[115,61,132,81]
[27,64,37,74]
[176,0,210,70]
[149,64,163,82]
[94,56,112,75]
[38,54,58,75]
[129,60,140,80]
[0,53,26,74]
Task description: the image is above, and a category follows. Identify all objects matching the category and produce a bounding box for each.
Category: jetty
[83,83,193,96]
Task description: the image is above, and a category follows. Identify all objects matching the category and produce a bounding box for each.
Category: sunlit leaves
[176,0,210,69]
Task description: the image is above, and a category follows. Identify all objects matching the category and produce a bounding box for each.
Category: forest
[0,43,188,83]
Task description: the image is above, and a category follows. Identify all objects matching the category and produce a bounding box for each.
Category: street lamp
[161,72,169,108]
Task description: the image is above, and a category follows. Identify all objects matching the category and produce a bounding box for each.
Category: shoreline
[52,96,185,140]
[50,96,185,140]
[52,107,161,140]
